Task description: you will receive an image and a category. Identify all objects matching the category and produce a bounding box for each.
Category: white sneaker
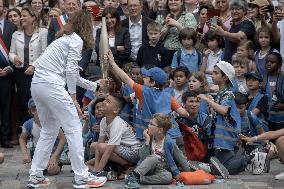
[275,172,284,180]
[73,173,107,188]
[251,151,267,175]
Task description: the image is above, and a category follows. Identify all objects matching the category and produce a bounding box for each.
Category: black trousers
[0,75,12,142]
[13,69,32,125]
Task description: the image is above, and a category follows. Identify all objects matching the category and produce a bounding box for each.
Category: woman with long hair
[6,8,22,30]
[95,7,131,67]
[156,0,197,62]
[9,6,47,126]
[29,0,48,27]
[214,0,232,31]
[26,10,107,189]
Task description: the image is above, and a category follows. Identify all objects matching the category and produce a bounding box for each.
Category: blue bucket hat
[141,67,167,85]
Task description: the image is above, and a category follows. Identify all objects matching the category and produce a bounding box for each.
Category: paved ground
[1,146,284,189]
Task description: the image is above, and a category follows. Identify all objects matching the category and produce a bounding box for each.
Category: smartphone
[90,5,102,21]
[197,27,203,34]
[266,5,275,12]
[207,9,220,20]
[210,17,218,26]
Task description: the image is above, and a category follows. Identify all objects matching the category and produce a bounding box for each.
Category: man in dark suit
[121,0,152,62]
[0,0,17,148]
[47,0,93,107]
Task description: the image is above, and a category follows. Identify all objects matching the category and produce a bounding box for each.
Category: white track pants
[29,83,89,182]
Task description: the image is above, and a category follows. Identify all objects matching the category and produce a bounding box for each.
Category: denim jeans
[214,148,248,175]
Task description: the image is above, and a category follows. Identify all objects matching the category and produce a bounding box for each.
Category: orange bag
[180,170,215,185]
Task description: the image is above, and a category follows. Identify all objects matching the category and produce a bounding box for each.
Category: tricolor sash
[0,37,9,66]
[56,14,68,29]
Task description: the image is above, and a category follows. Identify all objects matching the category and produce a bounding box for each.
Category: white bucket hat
[216,61,235,86]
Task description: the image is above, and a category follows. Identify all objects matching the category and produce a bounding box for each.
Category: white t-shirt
[206,50,223,85]
[99,116,140,146]
[151,138,165,159]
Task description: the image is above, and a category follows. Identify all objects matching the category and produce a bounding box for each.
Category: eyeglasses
[231,7,243,11]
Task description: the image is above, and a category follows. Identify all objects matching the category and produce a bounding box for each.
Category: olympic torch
[99,17,109,93]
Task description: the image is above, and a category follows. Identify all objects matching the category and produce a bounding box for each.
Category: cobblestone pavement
[1,146,284,189]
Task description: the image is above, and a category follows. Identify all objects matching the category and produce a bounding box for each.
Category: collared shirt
[171,48,200,72]
[0,18,4,35]
[129,17,142,61]
[206,49,223,85]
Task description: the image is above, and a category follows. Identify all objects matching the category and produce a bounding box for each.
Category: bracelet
[253,136,258,142]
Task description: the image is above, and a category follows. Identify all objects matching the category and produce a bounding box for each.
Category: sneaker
[210,157,230,179]
[275,172,284,180]
[72,173,107,188]
[251,151,267,175]
[107,170,117,181]
[124,175,140,189]
[93,171,108,177]
[188,160,211,172]
[27,176,50,188]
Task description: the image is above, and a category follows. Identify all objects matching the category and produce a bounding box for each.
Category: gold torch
[99,17,109,93]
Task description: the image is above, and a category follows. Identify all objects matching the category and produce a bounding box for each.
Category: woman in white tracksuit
[27,10,107,189]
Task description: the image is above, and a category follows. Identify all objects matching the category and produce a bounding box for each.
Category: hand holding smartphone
[89,5,102,21]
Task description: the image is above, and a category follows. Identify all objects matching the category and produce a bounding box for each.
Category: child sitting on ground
[88,94,141,173]
[83,98,105,161]
[234,92,266,154]
[171,67,190,105]
[124,113,190,188]
[19,98,66,175]
[245,72,269,131]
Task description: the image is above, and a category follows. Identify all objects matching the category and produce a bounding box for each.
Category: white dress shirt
[129,17,142,61]
[0,19,4,35]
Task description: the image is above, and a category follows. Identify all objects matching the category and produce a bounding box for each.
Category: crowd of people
[0,0,284,188]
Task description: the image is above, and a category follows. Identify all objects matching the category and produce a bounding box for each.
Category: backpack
[176,49,202,67]
[175,116,207,161]
[261,72,284,103]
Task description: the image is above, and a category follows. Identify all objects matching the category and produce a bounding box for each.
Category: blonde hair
[147,21,162,32]
[56,10,94,49]
[232,53,250,69]
[188,71,209,94]
[152,113,171,133]
[238,40,255,60]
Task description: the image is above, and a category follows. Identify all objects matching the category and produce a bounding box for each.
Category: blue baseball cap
[245,72,263,82]
[28,98,36,109]
[141,67,167,85]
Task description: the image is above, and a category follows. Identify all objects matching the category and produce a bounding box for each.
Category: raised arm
[108,50,134,88]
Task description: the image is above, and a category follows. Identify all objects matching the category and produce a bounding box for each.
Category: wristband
[253,136,258,142]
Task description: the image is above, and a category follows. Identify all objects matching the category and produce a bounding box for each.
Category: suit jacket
[9,28,48,69]
[0,20,17,69]
[47,15,92,73]
[121,16,152,46]
[95,27,131,66]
